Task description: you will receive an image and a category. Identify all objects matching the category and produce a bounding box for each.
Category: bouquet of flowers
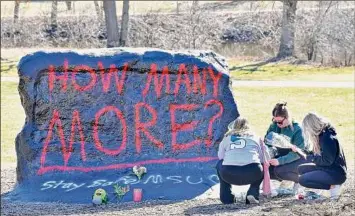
[265,132,293,149]
[133,165,147,180]
[265,132,306,159]
[113,184,130,201]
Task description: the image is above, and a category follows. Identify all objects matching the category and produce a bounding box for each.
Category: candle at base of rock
[133,188,143,202]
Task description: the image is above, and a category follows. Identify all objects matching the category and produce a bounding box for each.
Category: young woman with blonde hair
[217,116,267,204]
[291,112,347,199]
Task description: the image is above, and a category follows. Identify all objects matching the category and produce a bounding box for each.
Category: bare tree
[94,1,103,20]
[190,2,200,49]
[72,1,76,12]
[119,0,130,46]
[176,1,180,15]
[12,1,21,45]
[66,1,72,10]
[103,0,120,47]
[185,2,219,50]
[305,1,334,61]
[294,1,354,65]
[192,1,199,15]
[277,0,297,58]
[51,0,58,32]
[14,1,20,25]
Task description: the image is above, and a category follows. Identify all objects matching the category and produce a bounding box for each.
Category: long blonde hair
[302,112,331,155]
[226,116,254,137]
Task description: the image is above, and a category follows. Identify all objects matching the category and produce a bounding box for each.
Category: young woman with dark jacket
[291,112,347,199]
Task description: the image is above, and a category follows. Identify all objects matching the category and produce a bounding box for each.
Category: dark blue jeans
[298,163,347,190]
[216,160,263,204]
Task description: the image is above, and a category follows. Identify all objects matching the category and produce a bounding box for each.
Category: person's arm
[256,140,265,163]
[276,129,304,165]
[264,123,275,142]
[218,137,226,160]
[307,134,338,166]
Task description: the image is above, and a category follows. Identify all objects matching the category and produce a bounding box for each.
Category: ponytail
[272,101,294,130]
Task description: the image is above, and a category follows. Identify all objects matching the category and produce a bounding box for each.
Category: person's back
[216,116,266,205]
[218,134,263,166]
[294,113,348,199]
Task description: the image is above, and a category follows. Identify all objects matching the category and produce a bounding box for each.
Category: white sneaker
[330,185,342,200]
[246,195,259,204]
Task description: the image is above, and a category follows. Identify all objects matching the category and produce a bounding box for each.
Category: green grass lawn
[1,82,24,164]
[233,87,354,163]
[228,59,355,82]
[1,57,19,77]
[1,81,354,165]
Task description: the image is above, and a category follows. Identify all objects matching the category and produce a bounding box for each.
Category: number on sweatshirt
[230,139,246,149]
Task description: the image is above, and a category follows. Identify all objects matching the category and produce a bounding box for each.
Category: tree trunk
[119,0,130,46]
[94,1,102,20]
[312,46,317,62]
[307,43,314,61]
[277,0,298,59]
[176,1,180,15]
[13,1,21,45]
[103,0,120,48]
[192,1,198,15]
[192,1,199,7]
[14,1,20,25]
[51,0,58,32]
[344,51,347,66]
[347,54,353,66]
[66,1,72,10]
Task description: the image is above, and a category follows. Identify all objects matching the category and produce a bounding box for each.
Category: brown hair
[272,101,293,130]
[272,101,289,118]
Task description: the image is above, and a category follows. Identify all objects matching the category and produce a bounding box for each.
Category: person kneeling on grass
[291,112,347,200]
[216,116,268,205]
[265,102,310,195]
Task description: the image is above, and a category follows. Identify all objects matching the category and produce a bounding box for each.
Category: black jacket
[307,126,347,175]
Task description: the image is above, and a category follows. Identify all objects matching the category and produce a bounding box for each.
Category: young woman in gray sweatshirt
[217,116,267,204]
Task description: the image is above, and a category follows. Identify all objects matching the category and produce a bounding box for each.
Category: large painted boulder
[7,48,239,203]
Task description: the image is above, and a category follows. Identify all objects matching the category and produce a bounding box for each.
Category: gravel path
[1,164,354,216]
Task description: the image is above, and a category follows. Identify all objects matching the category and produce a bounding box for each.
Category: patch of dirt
[272,56,322,67]
[1,165,354,216]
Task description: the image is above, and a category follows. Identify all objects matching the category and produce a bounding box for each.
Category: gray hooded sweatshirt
[218,134,265,166]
